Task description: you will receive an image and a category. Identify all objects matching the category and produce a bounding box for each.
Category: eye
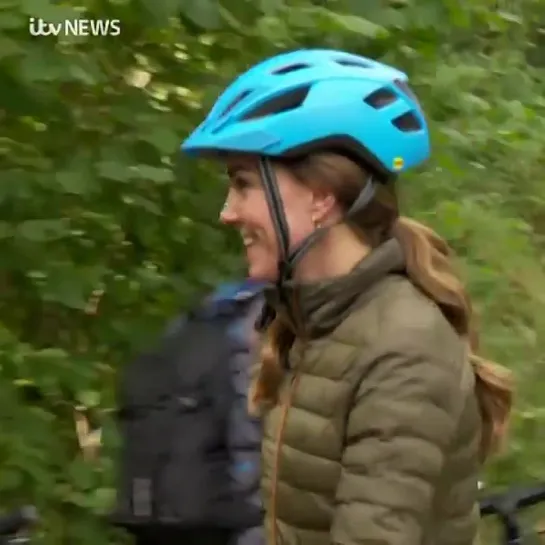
[231,175,253,192]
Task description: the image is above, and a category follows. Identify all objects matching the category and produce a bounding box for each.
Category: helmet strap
[258,157,291,283]
[258,156,377,286]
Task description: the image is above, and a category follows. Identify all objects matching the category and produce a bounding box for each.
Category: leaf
[0,36,23,59]
[179,0,221,29]
[133,165,175,183]
[41,276,89,310]
[259,0,284,14]
[0,10,26,29]
[55,164,96,196]
[20,0,77,20]
[218,6,244,31]
[38,264,105,310]
[20,48,67,83]
[497,11,523,25]
[138,0,184,24]
[0,222,13,239]
[12,378,36,387]
[77,390,101,408]
[319,10,388,39]
[0,323,16,345]
[96,161,132,182]
[16,219,70,242]
[32,348,69,362]
[68,63,99,86]
[122,193,162,214]
[90,487,116,512]
[138,126,180,155]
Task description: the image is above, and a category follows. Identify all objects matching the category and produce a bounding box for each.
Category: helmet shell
[181,49,430,176]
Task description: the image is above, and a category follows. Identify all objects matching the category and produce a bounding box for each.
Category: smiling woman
[181,48,513,545]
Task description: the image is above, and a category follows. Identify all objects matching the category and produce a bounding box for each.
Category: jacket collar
[262,238,406,339]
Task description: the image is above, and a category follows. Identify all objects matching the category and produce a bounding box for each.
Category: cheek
[241,193,276,240]
[273,171,315,250]
[283,206,315,249]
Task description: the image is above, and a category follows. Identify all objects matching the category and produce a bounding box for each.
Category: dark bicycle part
[480,482,545,513]
[480,482,545,545]
[0,506,38,536]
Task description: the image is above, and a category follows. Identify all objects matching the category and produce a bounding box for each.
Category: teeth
[241,232,256,247]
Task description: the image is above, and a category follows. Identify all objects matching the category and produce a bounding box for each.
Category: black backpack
[110,288,263,533]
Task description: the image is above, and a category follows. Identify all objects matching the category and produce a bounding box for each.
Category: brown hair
[249,151,513,461]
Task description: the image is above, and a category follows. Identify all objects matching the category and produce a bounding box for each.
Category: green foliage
[0,0,544,542]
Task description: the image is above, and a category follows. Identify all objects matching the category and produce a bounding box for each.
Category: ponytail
[392,216,514,460]
[248,316,293,416]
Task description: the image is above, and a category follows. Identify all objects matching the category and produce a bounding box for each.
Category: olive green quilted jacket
[259,239,482,545]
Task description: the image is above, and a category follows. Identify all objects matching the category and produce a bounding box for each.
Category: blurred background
[0,0,544,543]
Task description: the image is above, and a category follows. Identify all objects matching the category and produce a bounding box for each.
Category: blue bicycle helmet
[182,48,429,176]
[181,49,430,285]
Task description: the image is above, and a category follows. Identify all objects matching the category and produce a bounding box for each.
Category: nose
[219,191,239,225]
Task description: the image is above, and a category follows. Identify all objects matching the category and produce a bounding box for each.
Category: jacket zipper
[270,372,300,545]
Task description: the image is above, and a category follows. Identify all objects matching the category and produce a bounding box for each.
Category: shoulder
[208,280,265,304]
[336,275,468,396]
[198,280,265,318]
[376,274,463,352]
[202,281,264,349]
[339,274,464,353]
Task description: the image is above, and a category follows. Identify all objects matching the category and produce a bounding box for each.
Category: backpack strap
[190,282,264,423]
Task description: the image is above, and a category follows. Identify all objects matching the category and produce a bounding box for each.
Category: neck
[294,224,371,282]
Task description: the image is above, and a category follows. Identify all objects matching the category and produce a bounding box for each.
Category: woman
[181,49,513,545]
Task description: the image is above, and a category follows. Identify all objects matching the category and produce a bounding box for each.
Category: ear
[310,188,338,224]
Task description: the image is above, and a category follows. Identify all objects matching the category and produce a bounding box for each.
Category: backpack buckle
[131,478,152,518]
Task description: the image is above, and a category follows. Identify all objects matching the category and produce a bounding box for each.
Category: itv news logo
[28,17,121,37]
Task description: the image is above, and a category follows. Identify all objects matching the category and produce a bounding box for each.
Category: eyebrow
[226,164,254,178]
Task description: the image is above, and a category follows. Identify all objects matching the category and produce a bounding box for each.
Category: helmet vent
[364,88,398,109]
[393,79,423,113]
[392,112,422,132]
[272,63,310,75]
[393,79,418,103]
[242,85,311,121]
[336,58,372,68]
[220,89,252,118]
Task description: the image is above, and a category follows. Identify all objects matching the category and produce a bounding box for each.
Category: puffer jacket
[258,238,482,545]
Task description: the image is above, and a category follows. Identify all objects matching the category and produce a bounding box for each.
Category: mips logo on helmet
[393,157,404,171]
[28,17,121,37]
